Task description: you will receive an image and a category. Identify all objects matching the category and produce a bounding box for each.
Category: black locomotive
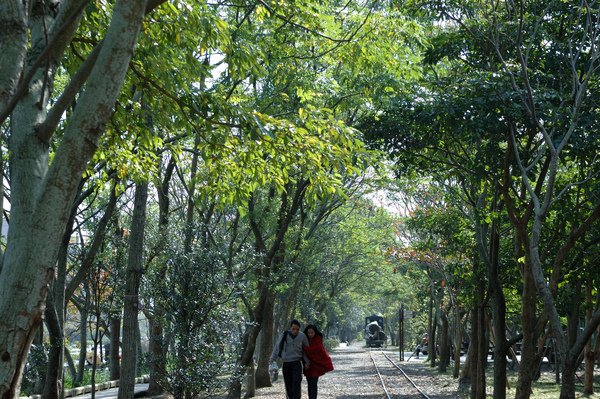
[365,314,387,347]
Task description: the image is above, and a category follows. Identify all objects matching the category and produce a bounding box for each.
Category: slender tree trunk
[42,295,64,399]
[438,311,450,372]
[474,299,487,399]
[430,308,438,368]
[583,284,595,395]
[64,348,76,384]
[42,203,77,399]
[453,310,463,379]
[76,295,89,387]
[118,181,148,399]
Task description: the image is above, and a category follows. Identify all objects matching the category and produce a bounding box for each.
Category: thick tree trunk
[255,294,276,388]
[146,315,165,395]
[109,315,122,381]
[118,181,148,399]
[515,262,541,399]
[559,360,578,399]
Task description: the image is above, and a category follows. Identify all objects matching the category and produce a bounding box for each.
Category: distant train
[365,315,387,347]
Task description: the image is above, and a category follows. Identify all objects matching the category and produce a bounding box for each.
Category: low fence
[20,375,149,399]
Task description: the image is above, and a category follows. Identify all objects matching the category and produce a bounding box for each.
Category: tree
[0,2,162,396]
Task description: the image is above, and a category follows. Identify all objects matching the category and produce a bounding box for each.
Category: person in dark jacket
[270,319,309,399]
[302,324,334,399]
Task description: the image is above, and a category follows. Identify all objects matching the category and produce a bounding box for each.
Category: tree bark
[118,181,148,399]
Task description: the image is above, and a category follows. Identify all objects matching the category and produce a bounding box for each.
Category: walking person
[270,319,309,399]
[303,324,334,399]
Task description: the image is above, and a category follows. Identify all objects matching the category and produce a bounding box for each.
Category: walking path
[68,383,149,399]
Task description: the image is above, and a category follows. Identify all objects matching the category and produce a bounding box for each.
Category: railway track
[369,348,432,399]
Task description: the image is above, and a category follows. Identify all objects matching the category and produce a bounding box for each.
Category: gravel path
[251,343,459,399]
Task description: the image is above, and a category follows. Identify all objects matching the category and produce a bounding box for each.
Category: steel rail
[369,348,392,399]
[381,350,432,399]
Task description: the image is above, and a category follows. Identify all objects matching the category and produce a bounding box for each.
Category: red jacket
[303,335,334,378]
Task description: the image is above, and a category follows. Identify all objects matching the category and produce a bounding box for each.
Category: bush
[323,338,340,352]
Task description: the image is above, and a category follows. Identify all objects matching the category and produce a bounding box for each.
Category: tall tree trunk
[118,181,148,399]
[146,157,174,396]
[43,195,79,399]
[488,204,508,399]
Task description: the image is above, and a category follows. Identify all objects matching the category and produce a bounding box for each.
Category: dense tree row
[361,1,600,399]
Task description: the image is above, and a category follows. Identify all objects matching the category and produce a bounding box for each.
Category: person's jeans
[307,376,319,399]
[282,360,303,399]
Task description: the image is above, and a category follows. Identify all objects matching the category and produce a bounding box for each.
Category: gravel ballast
[250,343,459,398]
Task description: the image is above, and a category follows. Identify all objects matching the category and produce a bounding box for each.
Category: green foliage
[146,244,242,398]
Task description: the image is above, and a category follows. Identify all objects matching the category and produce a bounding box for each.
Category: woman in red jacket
[303,325,334,399]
